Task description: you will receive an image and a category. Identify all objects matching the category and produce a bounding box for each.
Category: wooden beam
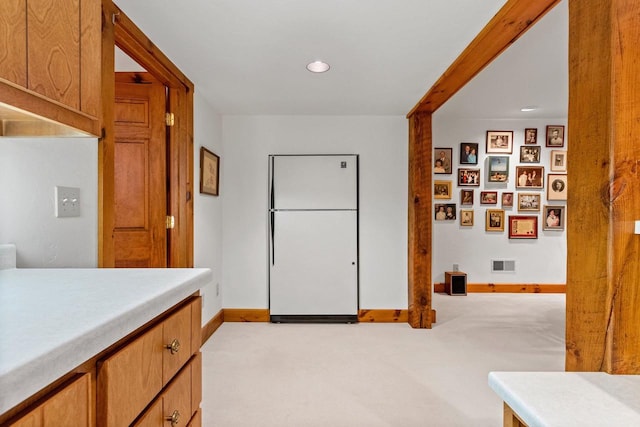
[407,113,433,328]
[566,0,640,374]
[407,0,560,117]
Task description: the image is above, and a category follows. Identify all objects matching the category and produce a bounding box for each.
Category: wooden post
[566,0,640,373]
[408,112,433,328]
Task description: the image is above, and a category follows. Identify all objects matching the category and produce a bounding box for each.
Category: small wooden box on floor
[444,272,467,295]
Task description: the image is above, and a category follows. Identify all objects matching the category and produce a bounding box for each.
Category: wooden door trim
[405,0,561,328]
[99,0,194,267]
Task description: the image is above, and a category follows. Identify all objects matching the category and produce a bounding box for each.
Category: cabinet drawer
[163,302,193,385]
[134,354,201,427]
[10,373,90,427]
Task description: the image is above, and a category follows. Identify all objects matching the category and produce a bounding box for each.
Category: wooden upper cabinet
[0,0,101,134]
[0,0,27,86]
[27,0,81,110]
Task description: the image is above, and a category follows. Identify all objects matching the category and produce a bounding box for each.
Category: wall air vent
[492,259,515,272]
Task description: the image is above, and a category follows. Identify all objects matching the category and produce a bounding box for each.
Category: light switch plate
[55,186,80,217]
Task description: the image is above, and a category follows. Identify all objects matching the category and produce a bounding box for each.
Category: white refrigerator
[268,154,359,323]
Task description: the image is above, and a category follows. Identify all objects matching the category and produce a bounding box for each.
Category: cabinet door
[42,374,90,427]
[0,0,27,85]
[99,323,164,427]
[11,374,90,427]
[27,0,81,109]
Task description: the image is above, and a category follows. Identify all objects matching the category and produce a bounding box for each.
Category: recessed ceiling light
[520,106,538,112]
[306,61,330,73]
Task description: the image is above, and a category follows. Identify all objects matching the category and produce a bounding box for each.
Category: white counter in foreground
[0,268,212,415]
[489,371,640,426]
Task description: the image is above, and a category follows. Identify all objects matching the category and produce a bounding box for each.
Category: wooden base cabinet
[98,296,202,427]
[10,374,91,427]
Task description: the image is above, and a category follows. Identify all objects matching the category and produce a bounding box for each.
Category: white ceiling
[113,0,567,118]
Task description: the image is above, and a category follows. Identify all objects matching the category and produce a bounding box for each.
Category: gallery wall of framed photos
[431,117,567,284]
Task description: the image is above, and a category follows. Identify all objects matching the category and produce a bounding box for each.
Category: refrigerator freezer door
[269,210,358,316]
[271,155,357,210]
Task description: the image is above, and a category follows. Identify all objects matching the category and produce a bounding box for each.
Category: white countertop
[489,371,640,427]
[0,268,212,414]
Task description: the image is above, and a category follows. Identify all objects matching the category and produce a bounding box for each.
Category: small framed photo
[517,193,541,212]
[547,174,568,201]
[502,192,514,208]
[546,125,565,147]
[486,130,513,154]
[460,142,479,165]
[520,146,541,163]
[458,168,481,186]
[543,205,565,230]
[508,215,538,239]
[550,150,567,172]
[524,128,537,145]
[434,180,452,199]
[435,203,456,221]
[480,191,498,205]
[515,166,544,189]
[460,209,474,226]
[487,156,509,182]
[434,148,453,174]
[460,189,474,205]
[200,147,220,196]
[486,209,505,232]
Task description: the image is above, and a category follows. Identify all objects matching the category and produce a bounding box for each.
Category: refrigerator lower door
[269,210,358,322]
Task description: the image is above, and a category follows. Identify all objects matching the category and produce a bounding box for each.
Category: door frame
[99,1,194,267]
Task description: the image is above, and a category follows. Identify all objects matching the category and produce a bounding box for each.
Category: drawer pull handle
[166,409,180,426]
[166,339,180,354]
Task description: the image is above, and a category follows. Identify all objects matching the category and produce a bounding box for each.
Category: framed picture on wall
[543,205,565,230]
[547,174,568,200]
[524,128,537,145]
[458,168,481,186]
[546,125,565,147]
[460,189,474,205]
[434,148,453,174]
[486,130,513,154]
[460,209,474,226]
[502,192,514,208]
[487,156,509,182]
[434,180,452,199]
[485,209,505,232]
[515,166,544,189]
[517,193,541,212]
[520,145,541,163]
[460,142,479,165]
[435,203,456,221]
[200,147,220,196]
[480,191,498,204]
[508,215,538,239]
[550,150,567,172]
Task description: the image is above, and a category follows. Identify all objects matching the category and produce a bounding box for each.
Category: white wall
[221,115,408,309]
[0,137,98,267]
[193,92,224,321]
[432,116,567,284]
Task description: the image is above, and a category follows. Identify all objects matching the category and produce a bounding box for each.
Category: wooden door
[114,72,167,267]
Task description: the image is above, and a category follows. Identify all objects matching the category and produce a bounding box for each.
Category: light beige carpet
[201,293,565,426]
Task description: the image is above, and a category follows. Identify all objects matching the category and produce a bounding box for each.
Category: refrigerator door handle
[270,210,275,265]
